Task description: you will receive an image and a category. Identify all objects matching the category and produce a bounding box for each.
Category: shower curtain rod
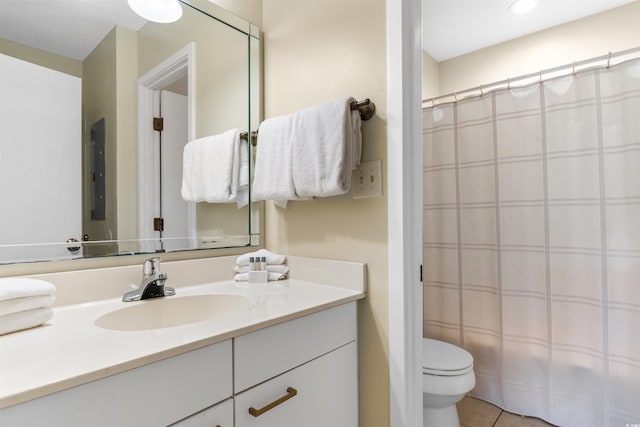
[423,46,640,107]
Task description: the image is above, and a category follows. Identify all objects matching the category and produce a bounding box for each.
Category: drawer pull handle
[248,387,298,417]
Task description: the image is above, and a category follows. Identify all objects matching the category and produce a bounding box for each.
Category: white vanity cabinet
[0,302,359,427]
[0,340,233,427]
[233,302,358,427]
[170,398,234,427]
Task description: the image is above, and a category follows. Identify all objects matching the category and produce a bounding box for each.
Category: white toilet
[422,338,476,426]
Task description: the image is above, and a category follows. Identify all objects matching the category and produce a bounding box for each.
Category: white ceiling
[1,0,636,63]
[0,0,147,61]
[423,0,638,62]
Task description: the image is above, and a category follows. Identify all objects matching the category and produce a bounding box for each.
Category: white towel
[234,264,289,274]
[0,307,53,335]
[252,114,299,207]
[252,97,362,206]
[292,96,362,197]
[0,278,56,302]
[181,129,249,207]
[234,272,287,282]
[236,249,287,266]
[0,295,55,317]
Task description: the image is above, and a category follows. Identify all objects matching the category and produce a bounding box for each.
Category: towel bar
[240,97,375,146]
[350,98,376,120]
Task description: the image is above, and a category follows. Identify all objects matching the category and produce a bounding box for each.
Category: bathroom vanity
[0,256,364,426]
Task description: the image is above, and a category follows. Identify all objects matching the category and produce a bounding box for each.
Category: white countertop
[0,278,364,409]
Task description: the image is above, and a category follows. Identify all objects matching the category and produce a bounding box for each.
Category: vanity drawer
[170,398,234,427]
[234,302,356,392]
[235,341,358,427]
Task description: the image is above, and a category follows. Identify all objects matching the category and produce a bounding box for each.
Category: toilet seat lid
[422,338,473,376]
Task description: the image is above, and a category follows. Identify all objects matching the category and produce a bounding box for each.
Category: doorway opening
[137,43,195,253]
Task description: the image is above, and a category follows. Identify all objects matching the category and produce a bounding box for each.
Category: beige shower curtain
[422,58,640,427]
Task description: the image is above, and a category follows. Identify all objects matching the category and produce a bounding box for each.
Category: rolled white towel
[236,249,286,266]
[234,272,287,282]
[0,307,53,335]
[234,264,289,274]
[0,295,56,317]
[0,278,56,302]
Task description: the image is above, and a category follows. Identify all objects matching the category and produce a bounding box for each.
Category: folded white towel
[236,132,250,208]
[236,249,287,266]
[234,272,287,282]
[0,295,55,317]
[292,96,362,197]
[181,129,249,207]
[252,97,362,207]
[0,278,56,302]
[252,114,299,207]
[234,264,289,274]
[0,307,53,335]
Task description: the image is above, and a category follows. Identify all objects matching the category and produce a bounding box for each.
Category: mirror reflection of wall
[0,53,82,262]
[0,0,261,264]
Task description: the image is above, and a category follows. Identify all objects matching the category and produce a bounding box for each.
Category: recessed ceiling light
[509,0,537,14]
[128,0,183,23]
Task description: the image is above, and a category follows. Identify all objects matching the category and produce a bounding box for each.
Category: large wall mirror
[0,0,261,265]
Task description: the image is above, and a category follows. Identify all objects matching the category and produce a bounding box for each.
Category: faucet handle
[143,257,161,275]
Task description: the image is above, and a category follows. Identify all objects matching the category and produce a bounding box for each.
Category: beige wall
[422,50,439,100]
[262,0,388,425]
[0,37,82,77]
[209,0,263,28]
[82,27,139,252]
[82,28,118,248]
[115,27,139,244]
[436,2,640,95]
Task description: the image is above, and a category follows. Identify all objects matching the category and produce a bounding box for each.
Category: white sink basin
[95,294,252,331]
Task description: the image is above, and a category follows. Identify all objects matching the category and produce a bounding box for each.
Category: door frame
[387,0,423,425]
[137,43,196,250]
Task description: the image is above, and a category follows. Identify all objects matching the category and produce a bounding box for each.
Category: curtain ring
[607,51,612,69]
[431,97,435,107]
[480,84,484,95]
[572,62,576,75]
[507,78,511,89]
[539,70,543,83]
[454,91,458,101]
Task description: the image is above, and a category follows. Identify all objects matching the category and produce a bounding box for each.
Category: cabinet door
[170,398,234,427]
[235,342,357,427]
[0,341,232,427]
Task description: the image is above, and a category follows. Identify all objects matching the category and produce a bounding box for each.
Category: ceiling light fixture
[509,0,537,14]
[127,0,183,23]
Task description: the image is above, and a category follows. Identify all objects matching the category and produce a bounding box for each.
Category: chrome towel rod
[240,98,375,145]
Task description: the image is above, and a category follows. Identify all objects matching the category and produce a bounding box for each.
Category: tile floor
[457,396,556,427]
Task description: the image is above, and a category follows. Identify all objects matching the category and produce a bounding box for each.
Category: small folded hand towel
[236,249,286,266]
[234,272,287,282]
[234,264,289,274]
[181,129,249,207]
[0,294,56,317]
[0,278,56,302]
[0,307,53,335]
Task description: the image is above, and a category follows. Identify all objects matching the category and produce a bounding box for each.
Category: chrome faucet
[122,257,176,302]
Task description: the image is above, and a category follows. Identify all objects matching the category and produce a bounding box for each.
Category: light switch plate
[352,160,383,199]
